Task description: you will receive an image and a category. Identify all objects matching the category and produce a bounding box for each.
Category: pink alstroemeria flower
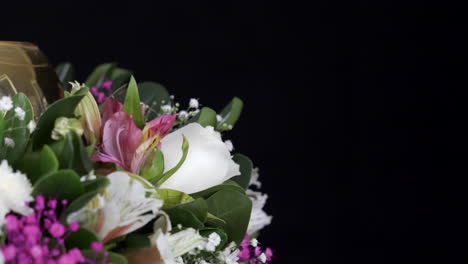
[91,99,176,174]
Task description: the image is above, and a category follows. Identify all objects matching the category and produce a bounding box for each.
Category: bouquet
[0,62,273,264]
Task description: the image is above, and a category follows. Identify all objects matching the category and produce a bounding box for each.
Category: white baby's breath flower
[175,257,184,264]
[258,253,267,263]
[189,98,199,109]
[0,160,34,230]
[204,232,222,252]
[14,107,25,121]
[247,190,272,234]
[4,137,15,148]
[27,120,36,133]
[0,96,13,113]
[216,114,222,122]
[178,110,189,120]
[249,168,261,189]
[161,104,173,113]
[217,242,240,264]
[250,238,259,247]
[224,140,234,152]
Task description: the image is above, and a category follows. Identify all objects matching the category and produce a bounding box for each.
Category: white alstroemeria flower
[67,171,163,243]
[160,123,240,193]
[0,160,33,231]
[246,190,272,234]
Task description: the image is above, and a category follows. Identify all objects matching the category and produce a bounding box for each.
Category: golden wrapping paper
[0,41,62,116]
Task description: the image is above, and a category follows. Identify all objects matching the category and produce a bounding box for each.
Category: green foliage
[32,87,88,150]
[55,62,75,91]
[216,97,244,131]
[138,82,171,121]
[230,154,253,190]
[32,169,84,201]
[157,136,189,186]
[123,76,145,128]
[189,107,217,127]
[0,93,34,165]
[121,233,151,249]
[65,227,100,249]
[205,189,252,244]
[158,189,194,209]
[63,176,110,218]
[191,180,245,200]
[85,63,116,88]
[140,148,165,183]
[50,132,92,175]
[17,145,59,183]
[165,207,204,229]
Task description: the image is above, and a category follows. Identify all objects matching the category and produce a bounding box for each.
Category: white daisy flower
[0,160,34,231]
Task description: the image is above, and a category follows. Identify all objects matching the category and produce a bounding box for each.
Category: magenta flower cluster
[1,195,106,264]
[238,234,273,264]
[90,80,113,103]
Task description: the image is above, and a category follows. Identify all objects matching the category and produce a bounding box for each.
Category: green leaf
[216,97,244,131]
[138,82,171,121]
[62,177,109,218]
[123,76,144,128]
[189,107,217,127]
[164,207,204,229]
[205,212,227,227]
[174,198,208,223]
[20,145,59,183]
[83,176,111,193]
[140,148,165,183]
[32,169,84,201]
[205,189,252,243]
[32,88,87,150]
[230,154,253,190]
[158,189,194,209]
[191,180,245,200]
[85,63,116,87]
[81,250,128,264]
[0,93,34,164]
[55,62,75,91]
[65,227,100,249]
[53,132,92,175]
[157,136,189,186]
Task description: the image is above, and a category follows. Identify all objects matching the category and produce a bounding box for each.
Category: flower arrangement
[0,62,273,264]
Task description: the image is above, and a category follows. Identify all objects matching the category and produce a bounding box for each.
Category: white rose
[159,123,240,193]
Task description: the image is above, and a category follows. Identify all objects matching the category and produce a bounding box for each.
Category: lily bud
[51,117,84,140]
[71,82,102,144]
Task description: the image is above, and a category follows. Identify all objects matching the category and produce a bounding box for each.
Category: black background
[2,1,464,263]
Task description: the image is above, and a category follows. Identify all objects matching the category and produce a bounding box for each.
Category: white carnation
[0,160,33,230]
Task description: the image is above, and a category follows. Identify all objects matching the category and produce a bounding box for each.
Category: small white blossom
[80,171,97,182]
[217,242,240,264]
[189,98,199,109]
[224,140,234,152]
[205,232,221,252]
[249,168,262,189]
[0,250,4,264]
[161,104,173,113]
[250,238,259,247]
[0,160,34,231]
[175,256,185,264]
[14,107,25,120]
[216,114,223,122]
[178,111,189,120]
[4,137,15,148]
[258,253,267,263]
[27,120,36,133]
[0,96,13,113]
